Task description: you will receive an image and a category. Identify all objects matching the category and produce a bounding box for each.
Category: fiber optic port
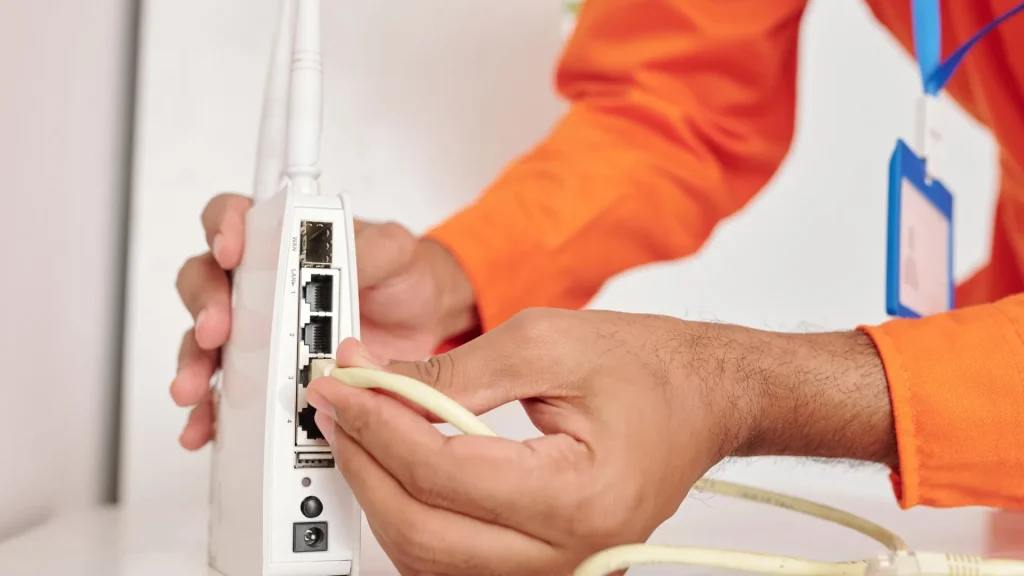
[300,221,332,266]
[302,317,331,355]
[302,274,333,313]
[298,405,325,441]
[295,452,335,469]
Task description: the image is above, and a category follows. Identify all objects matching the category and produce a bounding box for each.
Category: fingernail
[212,234,225,264]
[314,410,334,443]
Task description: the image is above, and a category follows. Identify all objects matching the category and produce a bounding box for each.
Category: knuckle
[176,328,196,365]
[416,352,462,396]
[200,195,225,225]
[375,221,415,259]
[506,307,563,344]
[175,254,205,295]
[349,391,394,441]
[403,458,446,508]
[376,220,412,242]
[411,354,443,387]
[342,401,376,441]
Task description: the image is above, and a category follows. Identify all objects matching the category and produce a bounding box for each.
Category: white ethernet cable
[323,365,1024,576]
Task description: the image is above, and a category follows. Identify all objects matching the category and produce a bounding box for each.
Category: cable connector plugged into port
[295,360,339,446]
[311,359,334,379]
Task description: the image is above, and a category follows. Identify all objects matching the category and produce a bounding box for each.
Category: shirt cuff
[858,300,1024,510]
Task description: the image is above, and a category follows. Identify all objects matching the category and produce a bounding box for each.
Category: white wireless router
[208,1,362,574]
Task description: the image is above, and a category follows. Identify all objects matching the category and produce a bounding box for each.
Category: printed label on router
[886,139,954,318]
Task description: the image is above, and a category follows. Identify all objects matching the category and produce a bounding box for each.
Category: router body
[209,185,362,576]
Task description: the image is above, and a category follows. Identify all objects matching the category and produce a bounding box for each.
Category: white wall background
[121,0,999,512]
[122,0,568,507]
[0,0,136,539]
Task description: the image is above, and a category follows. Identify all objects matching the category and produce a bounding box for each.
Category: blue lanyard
[911,0,1024,96]
[888,0,1024,320]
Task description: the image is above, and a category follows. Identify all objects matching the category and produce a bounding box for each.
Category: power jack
[293,521,328,553]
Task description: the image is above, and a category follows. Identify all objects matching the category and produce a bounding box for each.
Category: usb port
[302,317,331,355]
[295,452,335,469]
[300,222,332,266]
[303,274,333,313]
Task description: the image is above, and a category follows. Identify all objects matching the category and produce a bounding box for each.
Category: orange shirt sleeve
[860,294,1024,510]
[426,0,808,333]
[860,149,1024,511]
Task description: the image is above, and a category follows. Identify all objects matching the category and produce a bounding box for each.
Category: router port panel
[268,199,360,569]
[297,268,340,372]
[296,267,340,447]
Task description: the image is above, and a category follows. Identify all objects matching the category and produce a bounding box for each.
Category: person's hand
[305,308,896,575]
[170,192,478,450]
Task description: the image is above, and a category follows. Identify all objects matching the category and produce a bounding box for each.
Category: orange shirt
[426,0,1024,510]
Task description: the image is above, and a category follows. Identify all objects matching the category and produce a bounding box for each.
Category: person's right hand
[171,192,478,450]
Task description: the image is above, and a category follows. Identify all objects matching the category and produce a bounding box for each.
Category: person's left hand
[305,308,767,575]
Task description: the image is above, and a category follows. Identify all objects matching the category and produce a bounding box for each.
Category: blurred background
[0,0,999,543]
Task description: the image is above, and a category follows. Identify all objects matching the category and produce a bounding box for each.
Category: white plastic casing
[209,184,361,576]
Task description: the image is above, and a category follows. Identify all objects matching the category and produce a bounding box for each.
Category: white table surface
[2,488,1022,575]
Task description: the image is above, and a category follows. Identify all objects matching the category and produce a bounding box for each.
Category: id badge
[886,139,954,318]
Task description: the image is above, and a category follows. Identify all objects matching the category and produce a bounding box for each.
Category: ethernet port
[298,405,325,441]
[302,317,331,355]
[301,222,332,266]
[298,365,312,388]
[303,274,333,313]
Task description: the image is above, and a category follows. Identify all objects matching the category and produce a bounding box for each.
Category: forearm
[742,329,896,466]
[681,323,897,467]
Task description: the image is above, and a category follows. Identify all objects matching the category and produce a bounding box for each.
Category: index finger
[200,193,251,269]
[305,374,588,541]
[324,417,561,574]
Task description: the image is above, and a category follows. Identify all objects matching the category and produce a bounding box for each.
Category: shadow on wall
[0,0,139,540]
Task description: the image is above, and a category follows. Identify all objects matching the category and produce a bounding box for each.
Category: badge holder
[885,133,953,318]
[886,0,1024,318]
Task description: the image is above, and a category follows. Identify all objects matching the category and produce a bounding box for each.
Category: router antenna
[253,0,297,204]
[285,0,323,197]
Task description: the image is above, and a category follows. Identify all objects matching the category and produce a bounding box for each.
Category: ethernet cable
[323,365,1024,576]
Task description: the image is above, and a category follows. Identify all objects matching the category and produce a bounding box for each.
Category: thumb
[333,336,524,417]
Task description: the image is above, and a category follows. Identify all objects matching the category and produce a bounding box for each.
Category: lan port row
[297,315,331,444]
